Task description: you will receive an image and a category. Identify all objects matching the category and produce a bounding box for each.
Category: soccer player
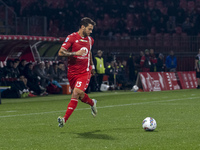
[57,17,97,128]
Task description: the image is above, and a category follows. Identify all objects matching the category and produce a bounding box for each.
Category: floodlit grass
[0,89,200,150]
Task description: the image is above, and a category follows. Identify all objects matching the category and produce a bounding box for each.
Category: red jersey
[61,32,94,75]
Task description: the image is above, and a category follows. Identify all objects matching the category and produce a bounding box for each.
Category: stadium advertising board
[177,72,197,89]
[138,72,196,92]
[139,72,166,92]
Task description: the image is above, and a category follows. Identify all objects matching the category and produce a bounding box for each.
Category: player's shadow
[74,130,115,140]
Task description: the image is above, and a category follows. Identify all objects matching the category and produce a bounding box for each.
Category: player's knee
[73,88,84,99]
[72,90,79,99]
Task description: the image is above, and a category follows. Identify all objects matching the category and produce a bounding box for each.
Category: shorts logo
[80,47,88,56]
[76,81,82,87]
[65,37,69,42]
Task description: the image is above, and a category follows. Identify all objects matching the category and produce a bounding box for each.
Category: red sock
[81,93,94,106]
[63,98,78,122]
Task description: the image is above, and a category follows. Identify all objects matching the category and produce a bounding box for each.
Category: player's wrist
[92,65,95,69]
[70,52,76,56]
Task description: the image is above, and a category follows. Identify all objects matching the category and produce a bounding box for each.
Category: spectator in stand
[176,11,185,26]
[195,49,200,89]
[12,59,20,78]
[165,50,177,72]
[182,17,192,34]
[5,0,200,37]
[94,50,105,92]
[166,16,176,33]
[49,63,59,81]
[24,63,47,96]
[116,60,129,88]
[18,59,27,76]
[45,62,63,91]
[127,53,136,82]
[156,53,165,72]
[45,61,52,76]
[57,62,67,82]
[2,59,31,97]
[33,62,52,88]
[105,61,115,86]
[135,51,144,73]
[157,17,167,33]
[140,49,151,72]
[105,52,113,63]
[3,60,15,78]
[149,49,157,72]
[13,59,28,88]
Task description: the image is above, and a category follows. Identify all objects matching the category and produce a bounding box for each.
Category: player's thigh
[68,75,76,90]
[74,73,91,91]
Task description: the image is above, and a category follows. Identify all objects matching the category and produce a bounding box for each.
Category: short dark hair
[79,17,96,28]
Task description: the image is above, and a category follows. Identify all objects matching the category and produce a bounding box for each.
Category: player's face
[83,24,94,37]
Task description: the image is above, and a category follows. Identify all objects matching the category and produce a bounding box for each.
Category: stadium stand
[0,0,200,93]
[1,0,200,37]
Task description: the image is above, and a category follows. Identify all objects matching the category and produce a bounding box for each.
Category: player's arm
[90,51,94,66]
[58,47,86,57]
[90,51,95,75]
[58,47,76,57]
[58,36,86,57]
[90,38,95,69]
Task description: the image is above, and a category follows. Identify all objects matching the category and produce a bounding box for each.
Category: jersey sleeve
[61,35,74,50]
[195,56,199,60]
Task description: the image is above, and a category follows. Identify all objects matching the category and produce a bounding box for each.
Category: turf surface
[0,89,200,150]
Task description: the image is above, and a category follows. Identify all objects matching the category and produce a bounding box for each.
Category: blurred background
[1,0,200,70]
[0,0,200,93]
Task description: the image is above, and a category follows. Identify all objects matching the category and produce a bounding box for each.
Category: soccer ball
[132,85,139,91]
[142,117,157,131]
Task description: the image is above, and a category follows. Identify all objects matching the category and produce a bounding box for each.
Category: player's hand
[91,69,95,76]
[197,68,200,72]
[76,49,86,56]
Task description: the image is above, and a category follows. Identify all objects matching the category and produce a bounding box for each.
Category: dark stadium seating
[1,0,200,37]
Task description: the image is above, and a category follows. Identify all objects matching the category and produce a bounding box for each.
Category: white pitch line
[0,96,199,118]
[5,111,17,113]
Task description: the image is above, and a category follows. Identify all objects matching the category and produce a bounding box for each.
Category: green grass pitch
[0,89,200,150]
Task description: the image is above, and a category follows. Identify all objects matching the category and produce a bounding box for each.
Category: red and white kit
[61,32,94,91]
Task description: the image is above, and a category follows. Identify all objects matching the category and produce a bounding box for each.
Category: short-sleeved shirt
[61,32,94,75]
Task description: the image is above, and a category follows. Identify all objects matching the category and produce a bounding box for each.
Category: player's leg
[59,80,95,126]
[58,93,79,128]
[58,75,77,127]
[58,73,98,127]
[61,77,80,122]
[79,89,97,117]
[75,73,97,116]
[61,87,96,124]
